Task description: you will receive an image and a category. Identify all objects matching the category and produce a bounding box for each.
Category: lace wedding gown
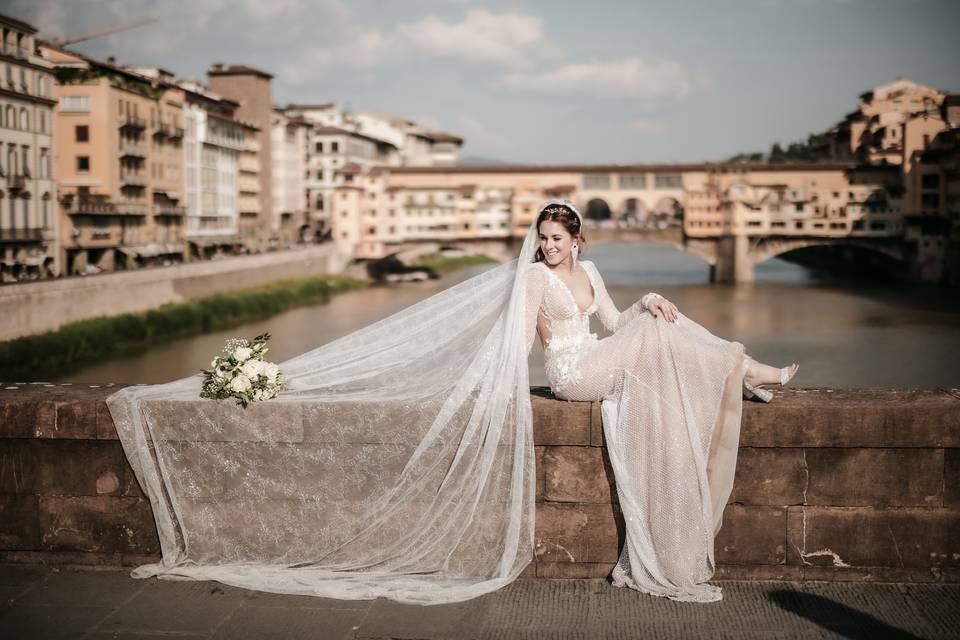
[524,259,747,603]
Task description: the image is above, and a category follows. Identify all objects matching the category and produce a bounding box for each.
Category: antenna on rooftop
[50,17,159,47]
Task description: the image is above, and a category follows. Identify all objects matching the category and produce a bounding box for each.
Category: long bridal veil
[105,203,550,605]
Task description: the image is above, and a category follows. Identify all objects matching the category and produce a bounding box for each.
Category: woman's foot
[743,357,799,402]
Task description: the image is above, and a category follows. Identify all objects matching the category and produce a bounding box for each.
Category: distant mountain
[456,155,515,166]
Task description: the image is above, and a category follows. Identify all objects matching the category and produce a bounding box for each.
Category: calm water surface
[55,242,960,389]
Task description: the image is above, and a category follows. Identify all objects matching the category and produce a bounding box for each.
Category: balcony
[154,204,186,217]
[6,174,26,191]
[63,199,116,216]
[120,138,148,159]
[118,114,147,131]
[0,228,44,243]
[115,202,148,217]
[120,172,148,187]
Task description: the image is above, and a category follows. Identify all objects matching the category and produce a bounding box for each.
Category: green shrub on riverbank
[0,274,366,380]
[413,253,497,273]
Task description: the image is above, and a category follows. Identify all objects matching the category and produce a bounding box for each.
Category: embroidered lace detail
[544,331,598,393]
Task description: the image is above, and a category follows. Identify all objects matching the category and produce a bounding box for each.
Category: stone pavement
[0,565,957,639]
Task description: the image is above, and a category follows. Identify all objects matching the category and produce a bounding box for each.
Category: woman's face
[538,220,578,266]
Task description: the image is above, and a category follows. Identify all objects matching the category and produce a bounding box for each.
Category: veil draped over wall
[105,202,557,605]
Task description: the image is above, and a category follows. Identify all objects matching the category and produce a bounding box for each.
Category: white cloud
[501,56,695,99]
[307,9,549,68]
[455,114,515,152]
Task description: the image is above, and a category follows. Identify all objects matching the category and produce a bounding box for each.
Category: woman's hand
[647,297,679,323]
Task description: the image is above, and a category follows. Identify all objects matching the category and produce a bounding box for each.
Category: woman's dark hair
[534,204,586,263]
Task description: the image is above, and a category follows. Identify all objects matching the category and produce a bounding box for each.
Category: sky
[6,0,960,164]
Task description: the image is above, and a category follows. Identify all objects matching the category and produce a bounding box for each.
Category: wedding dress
[525,257,746,603]
[105,198,746,606]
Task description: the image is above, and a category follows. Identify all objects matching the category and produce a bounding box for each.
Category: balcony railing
[120,172,148,187]
[115,202,148,216]
[120,138,148,158]
[118,114,147,131]
[154,204,186,217]
[0,228,44,243]
[63,199,117,216]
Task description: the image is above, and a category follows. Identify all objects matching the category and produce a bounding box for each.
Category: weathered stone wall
[0,245,350,342]
[1,383,957,583]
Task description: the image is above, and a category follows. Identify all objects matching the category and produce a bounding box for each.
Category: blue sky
[9,0,959,163]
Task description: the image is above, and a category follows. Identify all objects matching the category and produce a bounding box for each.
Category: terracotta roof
[286,103,335,110]
[207,63,273,79]
[0,13,38,34]
[339,162,363,173]
[385,162,856,175]
[313,126,353,135]
[414,131,464,144]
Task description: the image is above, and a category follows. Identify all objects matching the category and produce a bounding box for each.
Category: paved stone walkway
[0,565,957,639]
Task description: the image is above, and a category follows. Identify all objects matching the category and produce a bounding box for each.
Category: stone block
[38,496,160,554]
[0,494,39,549]
[714,564,802,581]
[534,502,621,563]
[542,446,615,504]
[945,448,960,509]
[536,561,615,578]
[741,389,960,448]
[714,505,786,565]
[0,395,54,438]
[0,440,36,493]
[728,448,806,506]
[32,440,142,498]
[535,445,545,502]
[805,448,943,507]
[589,402,605,447]
[531,389,590,445]
[786,506,960,569]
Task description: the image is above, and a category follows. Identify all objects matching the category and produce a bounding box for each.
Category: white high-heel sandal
[743,357,799,403]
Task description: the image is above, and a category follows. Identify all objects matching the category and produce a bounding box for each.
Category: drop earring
[571,243,579,267]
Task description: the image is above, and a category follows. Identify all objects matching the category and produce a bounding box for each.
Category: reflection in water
[57,242,960,389]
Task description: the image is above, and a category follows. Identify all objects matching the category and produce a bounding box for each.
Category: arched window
[21,191,31,229]
[5,105,13,129]
[19,107,28,130]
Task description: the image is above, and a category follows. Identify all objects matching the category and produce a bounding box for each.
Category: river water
[54,242,960,389]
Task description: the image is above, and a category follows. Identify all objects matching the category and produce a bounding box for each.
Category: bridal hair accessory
[199,332,285,408]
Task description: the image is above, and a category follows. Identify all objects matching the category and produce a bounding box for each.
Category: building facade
[0,14,56,282]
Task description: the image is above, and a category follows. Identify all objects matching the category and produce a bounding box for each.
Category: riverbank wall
[1,245,351,342]
[0,384,956,583]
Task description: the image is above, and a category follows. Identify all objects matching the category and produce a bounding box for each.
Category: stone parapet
[0,383,957,583]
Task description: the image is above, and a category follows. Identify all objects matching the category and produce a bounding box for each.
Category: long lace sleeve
[585,261,662,333]
[524,265,545,354]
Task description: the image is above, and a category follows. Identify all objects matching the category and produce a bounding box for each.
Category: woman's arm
[587,261,664,332]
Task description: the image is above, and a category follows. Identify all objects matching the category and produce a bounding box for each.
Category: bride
[105,198,798,606]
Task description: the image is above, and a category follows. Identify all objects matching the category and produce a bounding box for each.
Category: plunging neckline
[538,261,597,315]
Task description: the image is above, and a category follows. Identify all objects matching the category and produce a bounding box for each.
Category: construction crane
[49,17,158,47]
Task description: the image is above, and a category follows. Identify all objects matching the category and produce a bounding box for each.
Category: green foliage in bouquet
[199,332,286,408]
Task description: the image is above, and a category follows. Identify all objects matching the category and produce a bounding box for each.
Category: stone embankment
[0,383,957,583]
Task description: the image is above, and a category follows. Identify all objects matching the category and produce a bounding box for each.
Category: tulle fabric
[106,197,747,606]
[106,214,544,606]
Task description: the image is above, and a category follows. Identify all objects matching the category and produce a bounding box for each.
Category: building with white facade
[270,108,309,242]
[0,14,56,282]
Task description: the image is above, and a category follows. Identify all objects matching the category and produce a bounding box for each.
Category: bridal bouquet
[199,332,285,408]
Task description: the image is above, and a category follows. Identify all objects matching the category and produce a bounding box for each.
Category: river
[54,242,960,389]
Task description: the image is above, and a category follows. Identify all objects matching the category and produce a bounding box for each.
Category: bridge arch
[585,198,612,221]
[751,237,905,265]
[651,196,683,226]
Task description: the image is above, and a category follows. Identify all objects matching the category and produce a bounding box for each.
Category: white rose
[241,359,264,379]
[229,374,252,393]
[253,389,265,401]
[263,362,280,382]
[210,358,219,368]
[233,346,253,362]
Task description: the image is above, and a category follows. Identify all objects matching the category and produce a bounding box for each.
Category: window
[60,95,90,113]
[921,174,940,189]
[331,141,339,153]
[654,174,682,189]
[619,174,647,189]
[315,142,323,152]
[583,174,610,189]
[77,156,90,172]
[75,125,89,142]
